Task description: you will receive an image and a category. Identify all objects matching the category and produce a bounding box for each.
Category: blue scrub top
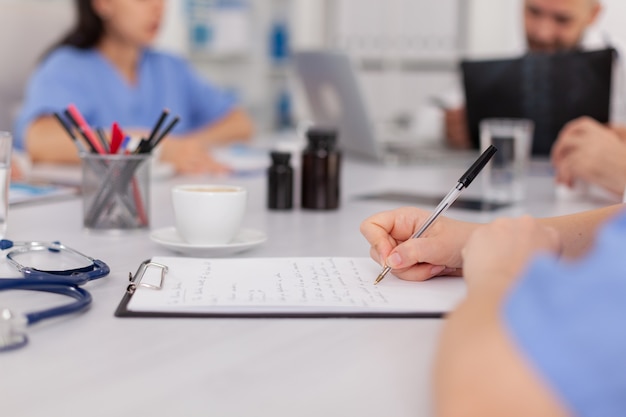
[14,46,238,150]
[505,209,626,417]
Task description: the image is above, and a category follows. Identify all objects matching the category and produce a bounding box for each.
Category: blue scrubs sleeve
[504,211,626,417]
[183,63,238,129]
[14,52,94,150]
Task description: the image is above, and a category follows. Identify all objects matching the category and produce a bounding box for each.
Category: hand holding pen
[363,146,497,284]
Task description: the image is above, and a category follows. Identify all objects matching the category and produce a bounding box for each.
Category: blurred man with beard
[445,0,609,149]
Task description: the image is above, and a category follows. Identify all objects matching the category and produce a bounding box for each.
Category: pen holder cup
[81,153,151,232]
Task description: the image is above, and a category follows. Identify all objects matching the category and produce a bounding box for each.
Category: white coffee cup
[172,185,247,245]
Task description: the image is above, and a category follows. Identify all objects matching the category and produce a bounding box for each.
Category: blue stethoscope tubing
[0,282,93,352]
[8,259,110,285]
[0,281,92,324]
[0,240,110,351]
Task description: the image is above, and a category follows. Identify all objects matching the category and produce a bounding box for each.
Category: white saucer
[150,227,267,257]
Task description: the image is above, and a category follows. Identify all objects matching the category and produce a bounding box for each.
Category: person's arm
[434,216,568,417]
[154,56,255,174]
[15,47,104,164]
[157,108,254,174]
[360,204,624,281]
[25,115,82,164]
[179,108,254,147]
[26,111,253,174]
[537,203,621,259]
[435,296,568,417]
[181,56,255,148]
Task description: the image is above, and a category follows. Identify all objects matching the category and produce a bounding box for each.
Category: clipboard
[114,257,467,319]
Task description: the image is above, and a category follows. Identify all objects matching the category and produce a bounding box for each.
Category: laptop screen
[292,51,383,161]
[461,48,614,155]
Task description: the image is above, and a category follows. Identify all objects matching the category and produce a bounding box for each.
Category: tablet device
[355,191,510,212]
[462,48,614,155]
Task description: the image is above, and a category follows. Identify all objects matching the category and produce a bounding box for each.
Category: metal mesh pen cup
[81,153,151,232]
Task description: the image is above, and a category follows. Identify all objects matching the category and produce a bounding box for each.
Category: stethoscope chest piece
[0,308,28,352]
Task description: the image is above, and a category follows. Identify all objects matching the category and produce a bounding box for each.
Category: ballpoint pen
[374,145,498,285]
[134,115,179,154]
[96,127,110,154]
[53,112,87,154]
[147,108,169,147]
[144,116,180,152]
[64,109,99,154]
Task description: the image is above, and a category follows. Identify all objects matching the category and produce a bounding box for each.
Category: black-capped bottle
[301,127,341,210]
[267,151,293,210]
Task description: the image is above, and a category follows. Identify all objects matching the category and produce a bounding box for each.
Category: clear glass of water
[479,119,534,203]
[0,132,12,238]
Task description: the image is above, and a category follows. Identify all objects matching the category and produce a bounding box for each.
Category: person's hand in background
[551,116,626,196]
[444,106,472,149]
[10,152,33,181]
[160,137,231,175]
[11,159,23,181]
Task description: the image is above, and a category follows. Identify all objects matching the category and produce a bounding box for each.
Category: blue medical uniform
[505,210,626,417]
[14,46,237,150]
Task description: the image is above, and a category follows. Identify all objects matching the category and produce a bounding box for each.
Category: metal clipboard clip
[127,260,168,294]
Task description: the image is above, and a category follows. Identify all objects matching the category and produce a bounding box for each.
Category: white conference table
[0,155,612,417]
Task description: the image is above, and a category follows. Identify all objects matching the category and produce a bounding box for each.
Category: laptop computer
[461,48,614,155]
[293,51,475,164]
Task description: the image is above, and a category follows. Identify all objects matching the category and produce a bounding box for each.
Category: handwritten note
[126,257,466,315]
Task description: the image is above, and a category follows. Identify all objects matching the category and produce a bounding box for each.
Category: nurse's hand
[160,138,231,175]
[360,207,477,281]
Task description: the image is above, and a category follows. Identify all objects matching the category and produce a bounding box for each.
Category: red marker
[110,122,124,154]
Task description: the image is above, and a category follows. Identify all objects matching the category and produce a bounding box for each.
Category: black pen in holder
[81,153,151,232]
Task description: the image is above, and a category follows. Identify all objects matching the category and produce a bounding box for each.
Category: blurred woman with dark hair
[16,0,253,174]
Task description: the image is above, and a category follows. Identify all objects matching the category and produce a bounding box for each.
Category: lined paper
[127,257,466,315]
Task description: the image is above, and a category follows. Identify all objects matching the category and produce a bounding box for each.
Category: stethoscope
[0,240,110,352]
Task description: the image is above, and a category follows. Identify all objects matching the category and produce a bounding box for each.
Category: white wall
[4,0,626,133]
[290,0,327,49]
[597,0,626,44]
[466,0,626,58]
[466,0,524,59]
[0,0,74,130]
[155,0,189,55]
